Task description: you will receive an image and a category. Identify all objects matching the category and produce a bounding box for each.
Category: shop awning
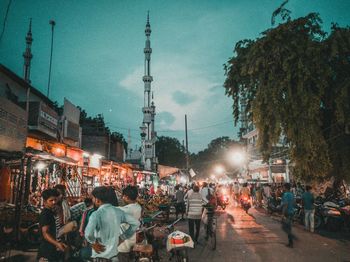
[27,151,78,165]
[158,165,179,179]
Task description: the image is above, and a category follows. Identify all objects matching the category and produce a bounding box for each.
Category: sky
[1,0,350,153]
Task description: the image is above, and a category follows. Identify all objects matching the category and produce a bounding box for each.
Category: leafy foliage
[190,136,241,178]
[156,136,186,168]
[224,13,350,182]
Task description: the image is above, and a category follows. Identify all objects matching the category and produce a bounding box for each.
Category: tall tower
[140,12,158,172]
[23,18,33,83]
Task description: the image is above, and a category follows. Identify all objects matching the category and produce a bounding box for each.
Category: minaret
[140,12,157,172]
[23,18,33,83]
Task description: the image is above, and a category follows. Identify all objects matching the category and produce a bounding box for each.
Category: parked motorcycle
[217,195,230,210]
[315,200,343,231]
[240,196,251,213]
[266,196,282,215]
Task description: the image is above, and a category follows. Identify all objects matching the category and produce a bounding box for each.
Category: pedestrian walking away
[281,183,296,248]
[302,185,315,233]
[186,185,204,244]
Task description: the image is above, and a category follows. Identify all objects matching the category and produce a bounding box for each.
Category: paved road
[181,204,350,262]
[3,204,350,261]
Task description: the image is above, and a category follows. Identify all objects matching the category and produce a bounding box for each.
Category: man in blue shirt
[281,183,295,248]
[302,185,315,232]
[85,186,140,261]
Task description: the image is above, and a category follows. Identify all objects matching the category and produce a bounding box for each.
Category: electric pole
[47,19,55,98]
[185,114,189,173]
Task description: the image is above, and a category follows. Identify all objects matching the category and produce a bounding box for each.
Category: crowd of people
[37,180,329,261]
[38,185,140,262]
[36,180,234,261]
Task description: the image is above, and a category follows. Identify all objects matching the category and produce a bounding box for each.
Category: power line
[158,120,234,133]
[0,0,12,42]
[107,119,235,134]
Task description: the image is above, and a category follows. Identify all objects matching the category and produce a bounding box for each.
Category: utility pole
[23,18,33,120]
[108,132,111,160]
[47,19,55,98]
[185,114,189,173]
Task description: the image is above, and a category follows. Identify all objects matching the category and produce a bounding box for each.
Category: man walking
[186,185,203,244]
[175,185,186,219]
[302,185,315,232]
[85,186,140,261]
[281,183,295,248]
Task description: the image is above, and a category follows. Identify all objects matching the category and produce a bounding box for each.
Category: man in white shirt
[118,186,142,261]
[85,186,139,261]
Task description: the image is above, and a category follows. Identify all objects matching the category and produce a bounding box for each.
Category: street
[181,204,350,262]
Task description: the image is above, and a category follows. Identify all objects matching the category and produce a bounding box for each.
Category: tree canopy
[223,12,350,182]
[156,136,186,168]
[190,136,241,178]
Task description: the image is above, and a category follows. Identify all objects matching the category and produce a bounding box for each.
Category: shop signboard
[62,98,81,144]
[28,101,58,139]
[0,97,27,152]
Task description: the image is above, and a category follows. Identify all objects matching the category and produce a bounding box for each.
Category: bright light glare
[228,151,246,165]
[83,152,90,157]
[214,165,225,174]
[35,162,46,171]
[92,153,103,159]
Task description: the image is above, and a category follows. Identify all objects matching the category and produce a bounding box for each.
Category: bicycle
[133,223,157,262]
[141,218,192,261]
[203,205,217,250]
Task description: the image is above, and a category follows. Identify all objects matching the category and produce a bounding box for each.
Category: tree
[156,136,186,168]
[223,11,350,182]
[190,136,241,178]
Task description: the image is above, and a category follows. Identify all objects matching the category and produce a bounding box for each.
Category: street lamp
[227,150,246,166]
[214,165,225,174]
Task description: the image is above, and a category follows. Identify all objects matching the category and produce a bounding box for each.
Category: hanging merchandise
[153,174,159,188]
[67,166,72,180]
[31,171,38,192]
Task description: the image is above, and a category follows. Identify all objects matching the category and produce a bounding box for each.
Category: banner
[189,168,197,178]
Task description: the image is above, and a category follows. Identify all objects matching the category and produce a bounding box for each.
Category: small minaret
[23,18,33,83]
[140,12,157,172]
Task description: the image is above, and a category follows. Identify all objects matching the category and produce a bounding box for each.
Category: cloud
[119,53,237,152]
[157,111,176,127]
[172,90,197,106]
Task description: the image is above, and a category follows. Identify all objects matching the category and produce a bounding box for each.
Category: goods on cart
[0,203,40,226]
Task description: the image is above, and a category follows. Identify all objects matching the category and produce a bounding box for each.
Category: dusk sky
[1,0,349,153]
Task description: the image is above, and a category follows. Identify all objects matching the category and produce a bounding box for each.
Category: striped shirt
[186,192,203,219]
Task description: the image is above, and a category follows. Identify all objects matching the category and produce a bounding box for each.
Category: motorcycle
[316,200,343,231]
[240,196,251,213]
[217,195,230,210]
[266,196,282,215]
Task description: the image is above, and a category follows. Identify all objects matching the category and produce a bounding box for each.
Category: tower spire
[140,12,157,172]
[23,18,33,83]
